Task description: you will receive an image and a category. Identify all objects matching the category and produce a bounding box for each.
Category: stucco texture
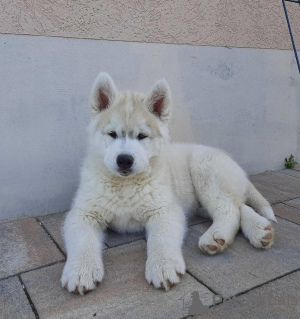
[0,0,300,50]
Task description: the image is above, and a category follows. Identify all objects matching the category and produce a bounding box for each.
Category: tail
[245,182,277,223]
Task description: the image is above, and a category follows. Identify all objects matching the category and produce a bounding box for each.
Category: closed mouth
[118,169,132,176]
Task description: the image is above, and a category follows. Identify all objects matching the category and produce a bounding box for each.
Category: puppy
[61,73,276,295]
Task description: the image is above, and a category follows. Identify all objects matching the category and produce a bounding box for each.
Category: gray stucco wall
[0,34,299,221]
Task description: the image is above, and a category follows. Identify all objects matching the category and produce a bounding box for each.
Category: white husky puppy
[61,72,276,295]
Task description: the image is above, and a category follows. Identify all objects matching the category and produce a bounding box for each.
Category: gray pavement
[1,169,300,318]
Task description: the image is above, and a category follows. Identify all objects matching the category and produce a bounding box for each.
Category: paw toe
[215,239,225,246]
[261,241,270,247]
[208,245,218,251]
[260,226,274,248]
[263,233,272,240]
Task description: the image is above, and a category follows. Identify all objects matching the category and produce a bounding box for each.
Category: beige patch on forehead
[96,92,161,136]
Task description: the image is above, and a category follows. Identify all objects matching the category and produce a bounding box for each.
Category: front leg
[145,204,186,290]
[61,210,106,295]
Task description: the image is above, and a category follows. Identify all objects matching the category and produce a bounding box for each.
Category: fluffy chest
[93,178,170,230]
[102,181,155,210]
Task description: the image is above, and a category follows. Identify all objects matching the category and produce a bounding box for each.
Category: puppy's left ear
[90,72,117,114]
[147,79,172,124]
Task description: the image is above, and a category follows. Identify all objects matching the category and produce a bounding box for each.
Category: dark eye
[137,133,147,140]
[108,131,117,139]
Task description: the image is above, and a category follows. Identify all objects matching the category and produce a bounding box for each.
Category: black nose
[117,155,134,170]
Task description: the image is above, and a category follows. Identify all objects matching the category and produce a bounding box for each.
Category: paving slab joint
[0,260,65,282]
[271,195,300,205]
[281,201,300,210]
[234,267,300,299]
[105,237,147,249]
[18,275,40,319]
[185,269,219,296]
[276,215,300,226]
[36,217,66,258]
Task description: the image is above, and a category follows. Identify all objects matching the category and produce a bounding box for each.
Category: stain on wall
[208,61,235,81]
[0,0,299,50]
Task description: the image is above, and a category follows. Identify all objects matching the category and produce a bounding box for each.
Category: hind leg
[190,148,247,255]
[241,205,274,249]
[191,167,241,255]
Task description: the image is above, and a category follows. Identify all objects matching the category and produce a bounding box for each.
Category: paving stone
[0,277,35,319]
[39,211,208,249]
[183,218,300,298]
[39,210,208,249]
[40,212,110,252]
[196,271,300,319]
[293,166,300,171]
[0,218,64,279]
[251,181,296,204]
[187,208,211,226]
[250,171,300,192]
[187,215,210,227]
[277,169,300,178]
[273,203,300,225]
[249,171,300,204]
[21,240,215,319]
[105,229,146,248]
[103,212,210,246]
[284,198,300,210]
[39,212,68,254]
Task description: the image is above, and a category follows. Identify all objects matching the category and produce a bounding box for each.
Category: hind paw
[199,235,227,255]
[249,224,274,249]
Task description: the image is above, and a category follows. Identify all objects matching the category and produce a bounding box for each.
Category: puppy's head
[88,72,172,177]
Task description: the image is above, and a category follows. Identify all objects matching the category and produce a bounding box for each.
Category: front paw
[61,257,104,295]
[146,253,186,291]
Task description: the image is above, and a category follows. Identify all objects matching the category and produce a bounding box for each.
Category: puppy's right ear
[90,72,117,113]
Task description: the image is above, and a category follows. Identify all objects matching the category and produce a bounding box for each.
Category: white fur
[61,73,276,294]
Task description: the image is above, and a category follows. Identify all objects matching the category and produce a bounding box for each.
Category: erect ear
[147,79,172,124]
[90,72,117,113]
